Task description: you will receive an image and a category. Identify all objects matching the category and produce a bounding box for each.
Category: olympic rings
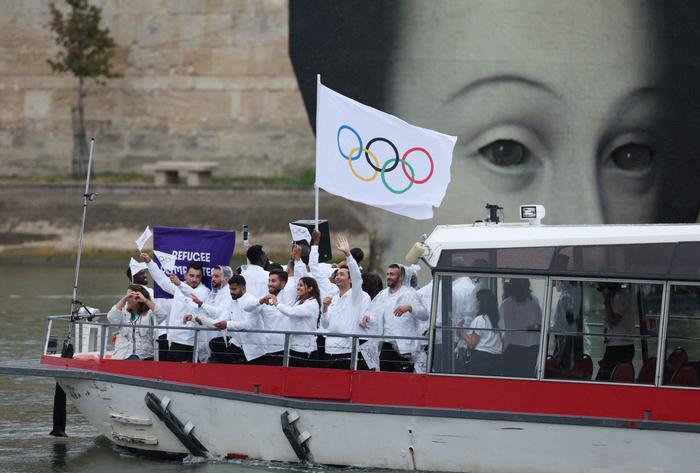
[348,147,379,182]
[365,137,399,172]
[382,158,415,194]
[336,125,435,193]
[337,125,362,161]
[401,147,434,184]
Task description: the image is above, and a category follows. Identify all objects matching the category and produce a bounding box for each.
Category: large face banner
[290,0,700,262]
[152,226,235,298]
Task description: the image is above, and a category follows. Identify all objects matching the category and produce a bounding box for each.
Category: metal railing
[43,314,428,370]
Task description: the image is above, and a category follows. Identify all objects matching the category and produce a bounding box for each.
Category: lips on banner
[315,80,457,220]
[152,226,235,298]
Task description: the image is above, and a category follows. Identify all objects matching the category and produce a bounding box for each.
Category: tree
[47,0,119,179]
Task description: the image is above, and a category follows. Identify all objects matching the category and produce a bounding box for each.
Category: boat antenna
[70,137,98,320]
[485,203,503,224]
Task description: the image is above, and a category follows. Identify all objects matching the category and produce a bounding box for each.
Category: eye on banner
[152,225,236,298]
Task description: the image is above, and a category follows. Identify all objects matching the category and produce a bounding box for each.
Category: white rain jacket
[107,303,168,360]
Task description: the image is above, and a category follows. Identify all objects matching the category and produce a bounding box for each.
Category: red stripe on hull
[42,356,700,424]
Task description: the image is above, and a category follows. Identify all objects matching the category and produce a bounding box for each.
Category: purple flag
[152,226,235,299]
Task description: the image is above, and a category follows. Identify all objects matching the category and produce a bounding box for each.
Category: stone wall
[0,0,315,177]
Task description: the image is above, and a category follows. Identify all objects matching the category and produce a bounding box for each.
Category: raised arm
[107,292,129,324]
[308,229,321,275]
[141,252,180,296]
[292,244,308,278]
[337,235,363,304]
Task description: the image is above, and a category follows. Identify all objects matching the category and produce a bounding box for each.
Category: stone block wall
[0,0,315,177]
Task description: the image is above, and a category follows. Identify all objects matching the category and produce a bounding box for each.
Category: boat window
[437,242,700,281]
[430,274,545,379]
[669,243,700,278]
[663,284,700,387]
[544,279,662,384]
[559,244,675,276]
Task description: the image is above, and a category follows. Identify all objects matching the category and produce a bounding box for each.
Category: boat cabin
[423,222,700,387]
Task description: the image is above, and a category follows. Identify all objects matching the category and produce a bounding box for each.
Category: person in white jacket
[240,245,270,298]
[361,264,428,372]
[320,235,371,370]
[107,284,168,360]
[193,275,269,364]
[140,252,210,362]
[188,265,233,362]
[264,276,321,367]
[309,229,339,300]
[242,268,297,365]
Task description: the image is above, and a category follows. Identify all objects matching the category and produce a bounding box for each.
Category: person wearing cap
[126,265,154,298]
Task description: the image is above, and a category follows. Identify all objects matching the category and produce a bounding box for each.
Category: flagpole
[314,74,321,230]
[71,137,96,317]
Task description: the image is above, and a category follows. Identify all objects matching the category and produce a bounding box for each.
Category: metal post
[70,138,96,317]
[192,329,199,363]
[655,281,670,387]
[283,333,291,367]
[314,74,321,231]
[43,319,54,356]
[350,336,358,370]
[536,276,553,380]
[99,323,108,359]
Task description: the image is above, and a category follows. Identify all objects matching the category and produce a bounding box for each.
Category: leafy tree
[47,0,119,178]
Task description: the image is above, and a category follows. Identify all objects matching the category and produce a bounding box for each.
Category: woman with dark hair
[107,284,167,360]
[500,278,543,378]
[268,276,320,367]
[460,289,503,376]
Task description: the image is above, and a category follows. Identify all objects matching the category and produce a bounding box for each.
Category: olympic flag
[315,81,457,219]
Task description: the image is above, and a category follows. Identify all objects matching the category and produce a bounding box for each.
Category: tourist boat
[1,206,699,473]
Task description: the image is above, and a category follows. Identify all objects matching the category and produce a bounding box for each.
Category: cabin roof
[423,223,700,268]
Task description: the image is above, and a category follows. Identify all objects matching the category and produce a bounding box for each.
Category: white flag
[135,226,152,251]
[315,81,457,219]
[153,249,177,272]
[289,223,311,244]
[128,257,148,279]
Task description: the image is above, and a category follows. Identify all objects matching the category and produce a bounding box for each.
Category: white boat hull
[58,376,699,473]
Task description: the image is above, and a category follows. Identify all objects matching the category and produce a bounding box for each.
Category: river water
[0,264,353,473]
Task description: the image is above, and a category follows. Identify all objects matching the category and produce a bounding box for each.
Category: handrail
[43,314,428,368]
[46,314,427,340]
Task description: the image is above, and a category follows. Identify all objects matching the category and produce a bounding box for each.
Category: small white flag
[315,80,457,219]
[128,257,148,279]
[135,226,152,251]
[153,249,177,272]
[289,223,311,244]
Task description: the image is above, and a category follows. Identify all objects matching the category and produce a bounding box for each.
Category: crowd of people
[110,236,643,379]
[110,230,429,372]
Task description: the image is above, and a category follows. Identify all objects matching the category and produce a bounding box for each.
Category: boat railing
[43,314,428,370]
